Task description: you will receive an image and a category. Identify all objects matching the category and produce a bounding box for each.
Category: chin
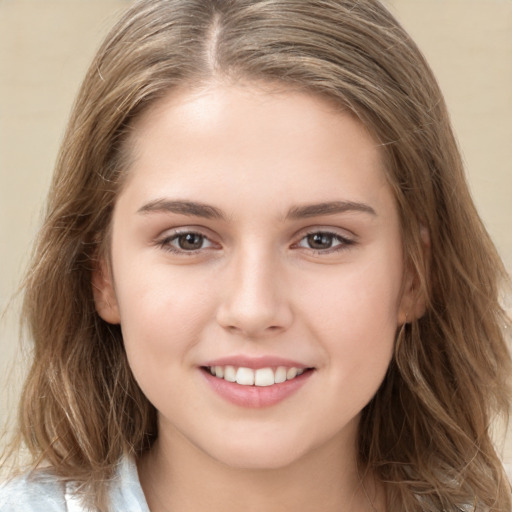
[214,447,306,471]
[202,431,321,471]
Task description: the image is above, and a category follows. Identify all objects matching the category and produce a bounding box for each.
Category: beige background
[1,1,511,464]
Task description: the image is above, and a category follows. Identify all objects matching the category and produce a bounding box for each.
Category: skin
[94,82,418,512]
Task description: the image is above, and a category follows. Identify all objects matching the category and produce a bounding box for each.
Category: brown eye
[158,231,215,253]
[176,233,205,250]
[296,231,354,253]
[306,233,336,250]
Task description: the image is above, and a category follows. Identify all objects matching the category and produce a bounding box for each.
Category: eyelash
[155,229,355,255]
[156,231,216,255]
[295,230,355,254]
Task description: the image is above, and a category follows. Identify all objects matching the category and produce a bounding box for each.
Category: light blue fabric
[0,455,150,512]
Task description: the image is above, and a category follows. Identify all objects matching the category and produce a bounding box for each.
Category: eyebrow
[285,201,376,219]
[137,199,376,221]
[137,199,226,220]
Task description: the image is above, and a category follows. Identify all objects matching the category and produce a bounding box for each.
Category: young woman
[1,0,511,511]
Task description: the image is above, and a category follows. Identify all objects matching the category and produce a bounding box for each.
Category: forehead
[119,82,392,218]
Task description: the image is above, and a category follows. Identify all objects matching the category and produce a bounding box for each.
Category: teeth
[275,366,287,384]
[236,367,255,385]
[286,367,298,380]
[207,365,307,386]
[224,365,236,382]
[254,368,274,387]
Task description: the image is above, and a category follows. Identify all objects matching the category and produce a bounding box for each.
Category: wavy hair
[5,0,511,510]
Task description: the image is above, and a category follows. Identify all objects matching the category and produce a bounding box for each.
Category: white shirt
[0,455,149,512]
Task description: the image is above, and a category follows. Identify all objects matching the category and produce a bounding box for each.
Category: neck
[137,422,384,512]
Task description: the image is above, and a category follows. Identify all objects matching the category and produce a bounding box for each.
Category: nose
[216,248,293,339]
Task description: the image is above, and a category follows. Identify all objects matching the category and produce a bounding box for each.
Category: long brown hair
[5,0,511,510]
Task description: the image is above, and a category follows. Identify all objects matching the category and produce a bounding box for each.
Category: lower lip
[201,368,313,408]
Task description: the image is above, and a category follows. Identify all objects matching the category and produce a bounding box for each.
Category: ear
[92,257,121,324]
[397,266,427,326]
[398,226,429,325]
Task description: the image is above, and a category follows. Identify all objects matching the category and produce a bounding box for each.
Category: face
[95,83,414,470]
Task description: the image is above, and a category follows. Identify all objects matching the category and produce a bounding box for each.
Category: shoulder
[109,455,150,512]
[0,455,149,512]
[0,470,66,512]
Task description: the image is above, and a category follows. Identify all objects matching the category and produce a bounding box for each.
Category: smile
[205,365,308,386]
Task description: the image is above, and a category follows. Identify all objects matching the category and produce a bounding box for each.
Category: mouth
[201,365,314,387]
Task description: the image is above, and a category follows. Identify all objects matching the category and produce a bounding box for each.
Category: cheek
[112,261,217,371]
[113,269,216,415]
[304,260,401,334]
[297,257,401,374]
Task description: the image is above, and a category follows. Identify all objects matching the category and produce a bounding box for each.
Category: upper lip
[201,355,311,370]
